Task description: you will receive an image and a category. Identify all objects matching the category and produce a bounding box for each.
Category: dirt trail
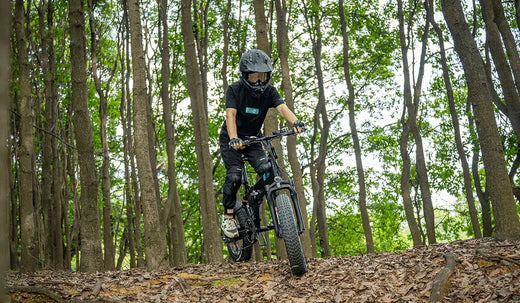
[8,238,520,302]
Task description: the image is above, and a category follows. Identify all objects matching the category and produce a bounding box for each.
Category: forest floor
[6,238,520,302]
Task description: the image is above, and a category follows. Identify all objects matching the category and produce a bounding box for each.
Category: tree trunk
[397,0,422,247]
[468,104,493,237]
[1,0,11,298]
[515,0,520,33]
[180,0,223,264]
[122,4,144,267]
[127,0,168,270]
[429,0,481,238]
[405,0,436,245]
[38,0,57,269]
[69,0,104,272]
[442,0,520,241]
[87,0,115,271]
[221,0,231,93]
[274,0,313,259]
[491,0,520,95]
[16,0,39,272]
[252,0,287,261]
[159,0,187,266]
[339,0,374,254]
[304,0,331,257]
[480,0,520,142]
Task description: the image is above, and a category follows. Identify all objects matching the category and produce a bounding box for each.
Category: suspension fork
[266,179,306,238]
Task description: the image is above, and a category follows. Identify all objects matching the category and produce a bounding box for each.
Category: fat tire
[226,202,253,262]
[276,194,307,275]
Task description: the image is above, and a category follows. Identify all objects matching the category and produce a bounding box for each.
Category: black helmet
[239,49,273,97]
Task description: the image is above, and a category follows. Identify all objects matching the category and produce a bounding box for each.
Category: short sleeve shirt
[221,81,285,139]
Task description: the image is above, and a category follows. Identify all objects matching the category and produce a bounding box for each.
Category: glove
[293,120,305,134]
[228,138,244,150]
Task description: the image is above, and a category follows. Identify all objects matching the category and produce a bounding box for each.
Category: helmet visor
[247,72,269,84]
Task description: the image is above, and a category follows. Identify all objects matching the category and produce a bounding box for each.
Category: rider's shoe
[222,217,239,238]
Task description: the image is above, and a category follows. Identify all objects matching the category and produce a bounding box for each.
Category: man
[220,49,304,238]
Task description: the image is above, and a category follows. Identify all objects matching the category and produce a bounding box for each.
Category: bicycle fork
[266,178,306,238]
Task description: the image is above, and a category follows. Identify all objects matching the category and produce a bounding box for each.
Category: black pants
[219,131,273,213]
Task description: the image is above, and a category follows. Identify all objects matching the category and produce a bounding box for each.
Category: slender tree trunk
[515,0,520,33]
[16,0,39,272]
[304,0,331,257]
[410,1,436,245]
[252,0,287,261]
[62,146,71,270]
[69,0,104,272]
[87,0,115,271]
[159,0,187,266]
[491,0,520,94]
[38,0,55,269]
[122,3,144,266]
[442,0,520,241]
[221,0,231,93]
[480,0,520,141]
[1,0,11,297]
[181,0,223,264]
[339,0,374,254]
[468,104,493,237]
[127,0,168,270]
[429,0,481,238]
[10,119,19,270]
[274,0,313,259]
[397,0,422,247]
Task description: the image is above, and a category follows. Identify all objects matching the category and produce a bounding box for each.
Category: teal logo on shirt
[246,107,259,115]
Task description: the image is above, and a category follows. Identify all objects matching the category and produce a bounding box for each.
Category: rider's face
[248,72,268,83]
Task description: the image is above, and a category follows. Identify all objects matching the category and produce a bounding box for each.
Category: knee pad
[226,166,243,184]
[256,160,272,183]
[257,161,271,175]
[223,167,242,197]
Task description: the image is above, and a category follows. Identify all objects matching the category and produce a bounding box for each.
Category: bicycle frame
[237,129,306,240]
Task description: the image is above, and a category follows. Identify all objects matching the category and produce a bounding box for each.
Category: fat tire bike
[222,128,307,276]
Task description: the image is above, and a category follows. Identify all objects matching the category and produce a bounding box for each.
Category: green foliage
[10,0,520,270]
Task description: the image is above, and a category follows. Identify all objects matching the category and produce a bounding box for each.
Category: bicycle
[222,128,307,276]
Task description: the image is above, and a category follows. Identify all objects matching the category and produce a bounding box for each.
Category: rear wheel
[226,202,254,262]
[276,194,307,275]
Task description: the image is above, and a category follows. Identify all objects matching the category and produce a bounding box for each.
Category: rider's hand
[292,120,305,134]
[229,138,244,150]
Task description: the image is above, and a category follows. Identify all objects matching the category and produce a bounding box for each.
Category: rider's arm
[276,103,298,125]
[225,108,239,139]
[226,108,244,150]
[276,104,304,134]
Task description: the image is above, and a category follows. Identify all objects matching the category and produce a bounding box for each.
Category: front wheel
[276,194,307,275]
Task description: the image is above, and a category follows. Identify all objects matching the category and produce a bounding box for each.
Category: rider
[220,49,304,238]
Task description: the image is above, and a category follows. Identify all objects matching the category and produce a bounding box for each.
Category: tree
[396,0,423,246]
[251,0,288,261]
[428,0,481,238]
[38,0,62,269]
[274,0,313,258]
[303,0,331,257]
[1,0,11,298]
[127,0,169,269]
[159,0,187,266]
[88,0,116,271]
[339,0,375,254]
[16,0,39,272]
[180,0,223,264]
[442,0,520,241]
[69,0,104,272]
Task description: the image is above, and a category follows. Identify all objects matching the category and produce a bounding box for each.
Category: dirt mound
[7,238,520,302]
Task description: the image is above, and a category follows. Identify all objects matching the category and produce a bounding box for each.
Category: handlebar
[242,128,304,146]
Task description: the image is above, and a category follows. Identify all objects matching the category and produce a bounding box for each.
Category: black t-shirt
[221,81,285,139]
